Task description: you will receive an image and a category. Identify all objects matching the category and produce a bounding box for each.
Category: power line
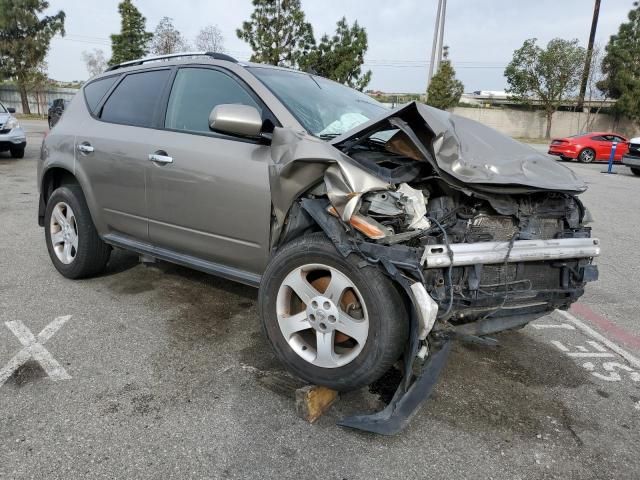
[54,34,509,70]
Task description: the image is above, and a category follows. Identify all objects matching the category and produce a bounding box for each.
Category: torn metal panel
[269,127,390,231]
[331,101,587,194]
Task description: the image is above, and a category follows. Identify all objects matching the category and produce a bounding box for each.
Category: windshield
[0,103,6,113]
[249,66,388,138]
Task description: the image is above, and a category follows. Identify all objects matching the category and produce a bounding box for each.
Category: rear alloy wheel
[631,167,640,176]
[578,148,595,163]
[45,185,111,279]
[259,233,409,391]
[50,202,79,265]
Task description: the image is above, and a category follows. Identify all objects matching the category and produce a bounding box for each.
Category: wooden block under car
[295,385,339,423]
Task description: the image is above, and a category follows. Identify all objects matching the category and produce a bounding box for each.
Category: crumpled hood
[331,101,587,193]
[0,113,10,126]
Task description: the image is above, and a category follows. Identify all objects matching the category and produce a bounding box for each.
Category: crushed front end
[269,101,600,434]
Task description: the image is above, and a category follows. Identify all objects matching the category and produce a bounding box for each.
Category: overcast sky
[44,0,633,93]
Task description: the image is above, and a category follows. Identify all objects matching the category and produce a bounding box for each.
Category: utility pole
[427,0,443,90]
[577,0,601,111]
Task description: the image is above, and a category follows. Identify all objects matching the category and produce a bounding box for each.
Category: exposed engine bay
[268,101,600,434]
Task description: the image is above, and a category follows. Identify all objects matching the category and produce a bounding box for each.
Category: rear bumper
[548,144,577,158]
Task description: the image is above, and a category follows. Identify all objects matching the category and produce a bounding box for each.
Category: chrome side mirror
[209,104,263,138]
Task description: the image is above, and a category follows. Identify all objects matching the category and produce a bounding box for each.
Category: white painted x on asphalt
[0,315,72,387]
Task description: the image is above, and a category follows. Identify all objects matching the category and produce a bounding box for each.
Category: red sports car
[548,132,629,163]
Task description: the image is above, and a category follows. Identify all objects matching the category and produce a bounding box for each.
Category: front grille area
[525,217,562,239]
[469,215,518,241]
[479,262,560,291]
[0,128,10,135]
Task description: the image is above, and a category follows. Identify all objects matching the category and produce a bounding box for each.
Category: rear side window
[101,70,170,127]
[591,136,605,141]
[165,68,261,133]
[84,76,118,113]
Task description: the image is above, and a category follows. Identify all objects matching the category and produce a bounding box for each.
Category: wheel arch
[38,166,103,233]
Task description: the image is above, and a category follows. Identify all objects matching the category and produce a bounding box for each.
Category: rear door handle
[148,152,173,164]
[77,143,94,154]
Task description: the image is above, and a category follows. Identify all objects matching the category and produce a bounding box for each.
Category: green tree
[0,0,65,114]
[236,0,315,67]
[426,47,464,111]
[109,0,152,67]
[505,38,586,138]
[298,17,372,91]
[598,2,640,124]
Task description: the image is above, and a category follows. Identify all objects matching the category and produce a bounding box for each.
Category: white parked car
[622,137,640,176]
[0,101,26,158]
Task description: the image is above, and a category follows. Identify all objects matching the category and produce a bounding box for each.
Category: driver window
[165,68,261,134]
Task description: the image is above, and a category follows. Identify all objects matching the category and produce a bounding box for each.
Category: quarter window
[100,70,170,127]
[165,68,261,133]
[84,76,118,114]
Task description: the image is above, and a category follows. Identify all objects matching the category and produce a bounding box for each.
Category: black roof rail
[106,51,238,72]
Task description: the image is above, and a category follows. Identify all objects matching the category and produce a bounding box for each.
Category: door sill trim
[103,233,261,287]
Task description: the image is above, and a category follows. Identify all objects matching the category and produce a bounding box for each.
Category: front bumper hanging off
[300,198,600,435]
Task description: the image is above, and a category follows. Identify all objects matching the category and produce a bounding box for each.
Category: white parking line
[555,309,640,370]
[533,323,576,330]
[0,315,72,387]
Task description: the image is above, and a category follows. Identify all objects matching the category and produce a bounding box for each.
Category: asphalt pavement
[1,123,639,479]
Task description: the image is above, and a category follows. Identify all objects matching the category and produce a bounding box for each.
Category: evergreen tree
[299,17,371,91]
[598,2,640,123]
[109,0,152,67]
[236,0,315,67]
[426,47,464,111]
[0,0,65,114]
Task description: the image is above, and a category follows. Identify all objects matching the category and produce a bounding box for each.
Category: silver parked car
[0,101,27,158]
[38,53,599,424]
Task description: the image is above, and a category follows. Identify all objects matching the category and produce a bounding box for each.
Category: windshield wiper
[318,133,342,141]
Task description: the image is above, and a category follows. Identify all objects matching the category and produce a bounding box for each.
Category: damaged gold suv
[38,53,599,432]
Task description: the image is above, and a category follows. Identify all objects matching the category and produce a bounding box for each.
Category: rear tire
[578,148,595,163]
[631,167,640,176]
[10,147,24,159]
[259,233,409,391]
[44,185,111,279]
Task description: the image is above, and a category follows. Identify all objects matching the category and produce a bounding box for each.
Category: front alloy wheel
[276,263,369,368]
[259,233,409,391]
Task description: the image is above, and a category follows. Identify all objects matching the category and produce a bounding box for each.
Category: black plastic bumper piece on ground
[337,340,452,435]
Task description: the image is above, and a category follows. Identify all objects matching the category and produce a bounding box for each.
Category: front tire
[44,185,111,279]
[10,147,24,159]
[259,233,409,391]
[631,167,640,176]
[578,148,595,163]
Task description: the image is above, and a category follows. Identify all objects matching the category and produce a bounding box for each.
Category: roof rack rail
[106,51,238,71]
